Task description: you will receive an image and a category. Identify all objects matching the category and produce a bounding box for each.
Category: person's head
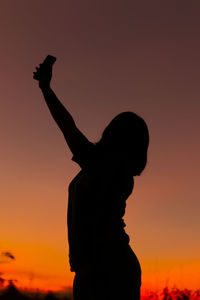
[97,112,149,176]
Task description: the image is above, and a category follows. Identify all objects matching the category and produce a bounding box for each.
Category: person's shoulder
[71,142,98,169]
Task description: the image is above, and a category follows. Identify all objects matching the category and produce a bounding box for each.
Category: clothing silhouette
[33,56,149,300]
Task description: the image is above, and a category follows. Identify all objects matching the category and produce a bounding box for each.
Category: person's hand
[33,63,52,89]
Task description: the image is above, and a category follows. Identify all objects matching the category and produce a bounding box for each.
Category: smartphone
[42,55,57,67]
[33,55,56,80]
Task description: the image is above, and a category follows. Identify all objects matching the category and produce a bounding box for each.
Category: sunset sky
[0,0,200,294]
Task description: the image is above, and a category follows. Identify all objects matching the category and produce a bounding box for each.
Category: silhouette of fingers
[33,71,39,80]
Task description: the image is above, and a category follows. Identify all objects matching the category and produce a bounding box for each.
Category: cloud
[1,252,15,260]
[0,251,15,263]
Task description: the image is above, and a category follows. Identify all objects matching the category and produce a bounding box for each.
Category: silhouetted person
[33,57,149,300]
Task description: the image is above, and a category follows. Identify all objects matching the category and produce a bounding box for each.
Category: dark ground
[0,282,199,300]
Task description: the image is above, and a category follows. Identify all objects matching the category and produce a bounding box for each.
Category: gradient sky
[0,0,200,294]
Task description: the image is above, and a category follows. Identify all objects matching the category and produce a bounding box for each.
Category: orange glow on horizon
[1,242,199,293]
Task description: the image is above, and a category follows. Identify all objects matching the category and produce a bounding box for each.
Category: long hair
[96,112,149,176]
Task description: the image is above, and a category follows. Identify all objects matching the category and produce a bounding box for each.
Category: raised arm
[33,58,90,156]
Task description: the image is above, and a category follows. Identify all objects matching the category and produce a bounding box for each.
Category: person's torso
[67,161,134,271]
